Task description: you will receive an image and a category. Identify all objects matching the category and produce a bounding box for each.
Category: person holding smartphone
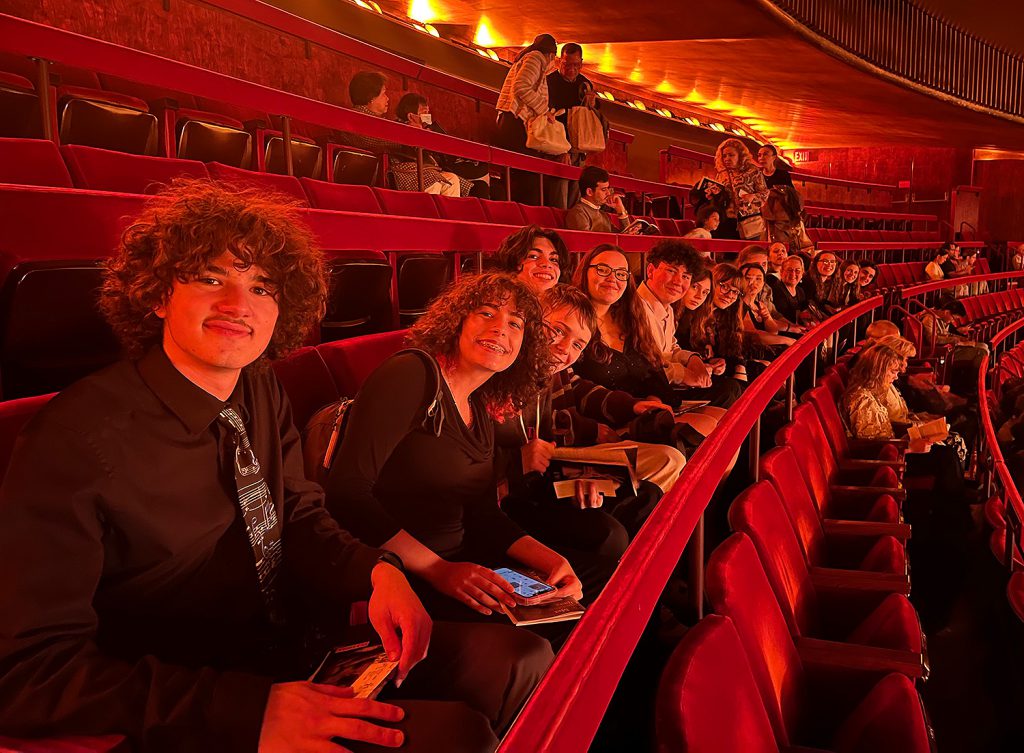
[324,273,613,645]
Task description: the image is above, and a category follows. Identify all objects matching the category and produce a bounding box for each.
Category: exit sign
[793,150,812,162]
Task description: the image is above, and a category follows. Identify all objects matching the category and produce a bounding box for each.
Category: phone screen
[493,567,556,600]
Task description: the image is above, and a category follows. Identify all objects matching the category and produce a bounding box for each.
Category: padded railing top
[0,14,677,198]
[498,295,882,753]
[763,0,1024,121]
[899,270,1024,298]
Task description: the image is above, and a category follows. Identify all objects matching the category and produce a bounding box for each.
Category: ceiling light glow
[408,0,438,23]
[473,17,503,47]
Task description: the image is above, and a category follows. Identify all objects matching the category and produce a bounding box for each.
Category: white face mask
[419,113,433,126]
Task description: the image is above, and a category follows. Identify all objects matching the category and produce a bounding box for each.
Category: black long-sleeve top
[325,352,525,561]
[0,346,382,752]
[573,346,676,405]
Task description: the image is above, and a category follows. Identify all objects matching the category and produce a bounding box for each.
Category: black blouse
[326,352,525,560]
[768,276,808,324]
[573,345,675,405]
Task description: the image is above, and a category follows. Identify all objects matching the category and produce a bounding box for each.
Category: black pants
[348,621,554,752]
[494,111,565,207]
[674,375,743,409]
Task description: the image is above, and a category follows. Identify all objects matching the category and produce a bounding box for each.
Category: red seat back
[314,329,409,397]
[728,481,818,638]
[519,204,556,227]
[206,162,307,204]
[480,199,526,225]
[805,386,852,460]
[271,346,341,431]
[300,178,381,213]
[0,138,73,187]
[759,446,827,565]
[62,144,208,194]
[655,615,779,753]
[374,188,441,219]
[432,195,486,222]
[706,533,804,746]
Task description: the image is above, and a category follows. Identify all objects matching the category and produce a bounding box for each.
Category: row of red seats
[808,227,937,244]
[0,138,701,235]
[959,289,1024,340]
[875,258,994,291]
[657,369,931,751]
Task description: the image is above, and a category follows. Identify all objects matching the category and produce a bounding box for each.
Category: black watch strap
[377,550,405,573]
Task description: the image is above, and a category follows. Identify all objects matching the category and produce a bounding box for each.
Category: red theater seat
[57,86,158,156]
[373,188,441,219]
[314,329,409,398]
[167,108,253,168]
[327,145,381,186]
[0,71,41,139]
[432,195,487,222]
[706,534,932,751]
[0,138,73,187]
[520,204,556,227]
[549,207,568,228]
[205,162,307,204]
[320,258,394,342]
[271,345,339,432]
[804,386,903,464]
[728,484,921,655]
[300,179,381,213]
[62,145,208,194]
[480,199,526,225]
[655,615,779,753]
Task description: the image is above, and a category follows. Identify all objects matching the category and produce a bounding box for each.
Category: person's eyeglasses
[590,263,630,282]
[817,259,837,267]
[717,282,741,297]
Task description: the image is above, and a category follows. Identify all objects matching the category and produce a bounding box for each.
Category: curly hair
[714,138,756,173]
[406,273,549,419]
[100,179,327,364]
[492,225,572,282]
[847,343,903,396]
[691,263,745,359]
[573,244,663,369]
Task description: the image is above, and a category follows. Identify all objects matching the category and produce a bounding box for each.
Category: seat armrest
[810,567,911,595]
[823,519,912,540]
[797,636,925,679]
[830,484,907,502]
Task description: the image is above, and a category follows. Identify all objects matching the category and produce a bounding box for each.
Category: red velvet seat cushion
[315,330,409,397]
[520,204,556,227]
[61,144,208,194]
[205,162,307,204]
[845,593,922,653]
[432,195,486,222]
[655,615,779,753]
[271,346,340,431]
[480,199,526,225]
[1007,571,1024,624]
[374,188,441,219]
[300,178,381,213]
[831,673,932,753]
[859,535,907,573]
[0,138,73,188]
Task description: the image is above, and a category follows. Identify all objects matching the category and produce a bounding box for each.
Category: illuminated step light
[597,91,615,101]
[709,123,726,132]
[731,127,745,135]
[412,22,441,36]
[655,108,673,118]
[475,47,500,60]
[632,100,646,111]
[354,0,383,12]
[684,116,701,127]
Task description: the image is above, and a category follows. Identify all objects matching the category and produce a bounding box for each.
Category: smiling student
[492,225,572,294]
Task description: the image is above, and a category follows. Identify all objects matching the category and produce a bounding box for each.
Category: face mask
[419,113,433,126]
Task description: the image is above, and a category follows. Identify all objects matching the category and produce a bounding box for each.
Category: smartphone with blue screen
[493,567,556,601]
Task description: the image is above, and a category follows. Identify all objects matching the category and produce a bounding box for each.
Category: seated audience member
[918,298,988,395]
[324,273,607,635]
[571,244,725,447]
[842,342,971,505]
[680,263,755,382]
[566,166,632,233]
[499,285,686,558]
[831,260,862,308]
[735,244,800,333]
[925,247,949,281]
[1009,243,1024,271]
[396,93,490,199]
[739,263,797,348]
[767,255,816,328]
[492,225,572,293]
[683,204,720,240]
[767,241,789,276]
[345,72,472,197]
[636,240,742,407]
[801,250,840,317]
[938,242,961,277]
[0,182,550,753]
[675,266,712,341]
[858,260,879,294]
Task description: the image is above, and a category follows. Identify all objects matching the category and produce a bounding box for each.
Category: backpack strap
[394,347,446,438]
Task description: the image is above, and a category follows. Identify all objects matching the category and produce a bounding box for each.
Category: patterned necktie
[218,406,285,625]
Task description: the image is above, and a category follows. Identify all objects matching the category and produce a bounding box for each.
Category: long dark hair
[573,244,663,369]
[515,34,557,62]
[690,263,744,359]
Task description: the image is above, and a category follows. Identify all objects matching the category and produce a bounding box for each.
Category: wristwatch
[376,550,406,574]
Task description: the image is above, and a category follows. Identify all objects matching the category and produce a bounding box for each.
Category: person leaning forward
[0,180,552,753]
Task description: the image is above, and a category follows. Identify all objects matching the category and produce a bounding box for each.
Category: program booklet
[548,444,639,500]
[501,596,586,626]
[675,399,711,415]
[310,627,399,699]
[907,417,949,443]
[694,176,727,194]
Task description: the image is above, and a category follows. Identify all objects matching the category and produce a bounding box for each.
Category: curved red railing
[498,296,882,753]
[0,13,684,200]
[899,271,1024,299]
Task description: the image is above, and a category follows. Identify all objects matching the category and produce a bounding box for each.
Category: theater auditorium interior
[3,0,1024,751]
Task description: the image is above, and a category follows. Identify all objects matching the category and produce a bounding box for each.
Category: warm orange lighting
[710,123,726,132]
[354,0,383,12]
[655,78,677,95]
[597,91,615,101]
[474,17,504,47]
[598,43,615,74]
[706,99,732,111]
[628,62,644,83]
[683,88,704,103]
[684,116,701,126]
[408,0,438,23]
[632,100,647,111]
[655,108,673,118]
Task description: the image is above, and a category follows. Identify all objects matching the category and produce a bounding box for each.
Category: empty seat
[328,145,381,185]
[0,71,41,138]
[674,219,696,236]
[480,199,526,225]
[397,255,451,325]
[57,87,159,156]
[205,162,307,204]
[549,207,568,228]
[321,258,393,342]
[432,195,487,222]
[654,217,679,236]
[728,483,921,654]
[257,129,323,179]
[0,138,73,187]
[520,204,556,227]
[706,534,933,751]
[374,188,441,219]
[300,179,381,213]
[270,345,339,433]
[61,145,208,194]
[169,109,253,168]
[0,256,121,399]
